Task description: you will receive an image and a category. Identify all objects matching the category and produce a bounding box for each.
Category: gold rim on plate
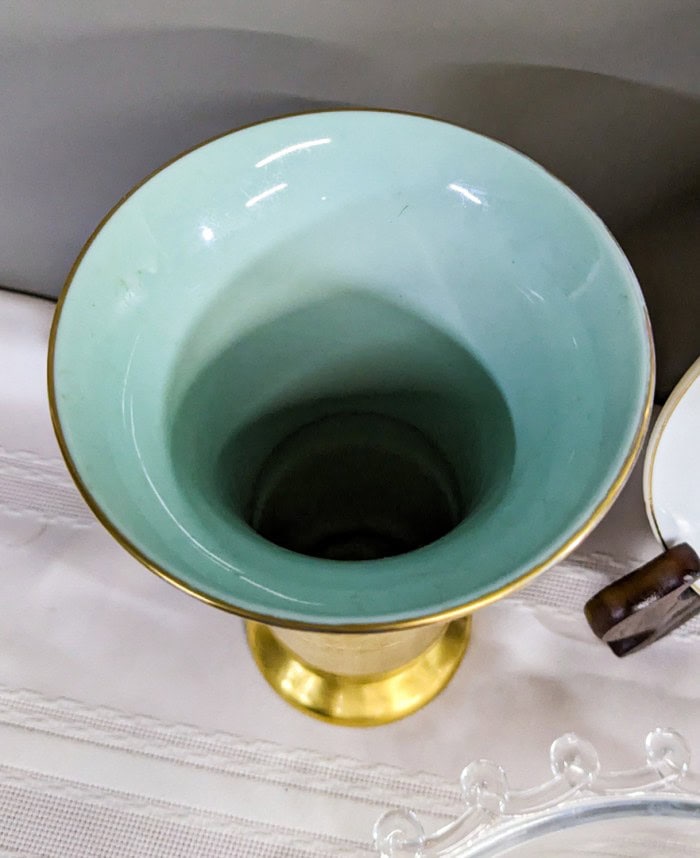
[643,356,700,550]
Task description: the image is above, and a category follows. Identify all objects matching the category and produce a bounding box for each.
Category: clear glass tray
[373,728,700,856]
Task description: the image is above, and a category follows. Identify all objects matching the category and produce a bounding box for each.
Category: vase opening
[246,412,463,561]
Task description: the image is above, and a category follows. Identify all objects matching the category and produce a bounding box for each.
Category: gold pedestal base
[246,617,471,727]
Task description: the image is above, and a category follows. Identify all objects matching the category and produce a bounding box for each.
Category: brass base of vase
[245,617,471,727]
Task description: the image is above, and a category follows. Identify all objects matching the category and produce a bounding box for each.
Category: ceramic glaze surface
[51,110,652,628]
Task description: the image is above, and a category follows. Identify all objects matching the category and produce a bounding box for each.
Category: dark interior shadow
[0,28,366,297]
[414,64,700,397]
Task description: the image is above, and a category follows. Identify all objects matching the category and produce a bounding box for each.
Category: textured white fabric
[1,290,699,855]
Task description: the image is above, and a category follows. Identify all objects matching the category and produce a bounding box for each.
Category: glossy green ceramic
[50,110,652,629]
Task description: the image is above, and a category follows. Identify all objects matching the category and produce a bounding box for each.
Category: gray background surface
[1,1,698,395]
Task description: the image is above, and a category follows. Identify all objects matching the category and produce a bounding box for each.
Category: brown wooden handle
[584,543,700,656]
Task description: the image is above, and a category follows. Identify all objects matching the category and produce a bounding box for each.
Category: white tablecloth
[1,290,698,856]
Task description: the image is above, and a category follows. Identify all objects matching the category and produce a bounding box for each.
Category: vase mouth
[48,107,654,631]
[245,413,465,562]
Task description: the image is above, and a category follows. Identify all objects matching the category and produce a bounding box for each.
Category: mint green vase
[49,110,652,724]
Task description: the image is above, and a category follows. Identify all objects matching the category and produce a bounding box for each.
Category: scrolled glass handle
[373,729,698,857]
